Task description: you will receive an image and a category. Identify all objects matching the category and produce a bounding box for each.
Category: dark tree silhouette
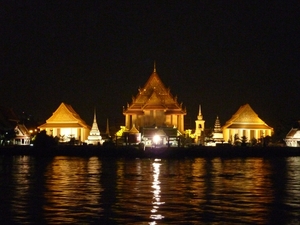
[33,130,57,148]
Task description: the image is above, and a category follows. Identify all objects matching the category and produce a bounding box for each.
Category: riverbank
[1,145,300,158]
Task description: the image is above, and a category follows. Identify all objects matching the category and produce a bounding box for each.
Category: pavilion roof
[222,104,273,130]
[39,102,89,129]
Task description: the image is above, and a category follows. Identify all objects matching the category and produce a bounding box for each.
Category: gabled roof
[286,128,300,138]
[15,124,30,136]
[129,124,139,133]
[124,65,186,115]
[286,121,300,138]
[39,102,89,128]
[223,104,273,130]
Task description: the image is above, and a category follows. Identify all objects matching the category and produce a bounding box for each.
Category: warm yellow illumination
[115,126,128,137]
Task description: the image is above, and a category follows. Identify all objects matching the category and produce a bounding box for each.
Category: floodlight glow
[153,135,161,145]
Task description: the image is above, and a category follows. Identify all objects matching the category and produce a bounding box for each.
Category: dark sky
[1,1,300,131]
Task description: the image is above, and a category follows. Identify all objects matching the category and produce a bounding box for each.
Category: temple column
[125,114,130,129]
[80,128,83,142]
[238,129,242,138]
[225,129,228,142]
[132,115,137,127]
[173,115,177,127]
[246,130,250,140]
[180,115,184,132]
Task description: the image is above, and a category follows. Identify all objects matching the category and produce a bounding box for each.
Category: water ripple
[0,156,300,224]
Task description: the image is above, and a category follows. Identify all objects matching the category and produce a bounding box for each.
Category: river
[0,155,299,224]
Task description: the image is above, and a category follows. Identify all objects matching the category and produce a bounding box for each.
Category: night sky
[1,1,299,131]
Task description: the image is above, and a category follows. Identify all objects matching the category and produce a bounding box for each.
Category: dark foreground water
[0,155,299,224]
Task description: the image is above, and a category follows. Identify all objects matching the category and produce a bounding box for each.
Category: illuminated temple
[86,108,102,145]
[122,63,186,146]
[212,116,224,144]
[194,105,205,144]
[285,121,300,147]
[39,102,90,143]
[222,104,273,143]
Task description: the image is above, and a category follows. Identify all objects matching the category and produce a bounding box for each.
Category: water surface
[0,155,299,224]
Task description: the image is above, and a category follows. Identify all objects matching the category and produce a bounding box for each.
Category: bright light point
[150,214,164,220]
[153,135,161,145]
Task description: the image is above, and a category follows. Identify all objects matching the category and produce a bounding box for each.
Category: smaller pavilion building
[222,104,273,144]
[14,124,31,145]
[39,102,90,143]
[285,121,300,147]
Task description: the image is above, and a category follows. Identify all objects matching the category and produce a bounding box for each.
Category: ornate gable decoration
[123,64,186,115]
[131,72,178,107]
[229,104,264,124]
[46,102,81,123]
[147,90,163,104]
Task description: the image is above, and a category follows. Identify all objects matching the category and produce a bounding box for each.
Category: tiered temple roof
[214,116,222,133]
[213,116,224,141]
[123,63,186,116]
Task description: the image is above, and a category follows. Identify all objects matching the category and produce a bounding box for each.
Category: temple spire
[197,105,203,120]
[93,107,97,122]
[214,116,222,133]
[87,107,102,145]
[90,108,100,135]
[153,61,156,73]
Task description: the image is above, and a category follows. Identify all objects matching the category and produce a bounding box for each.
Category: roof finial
[197,105,203,120]
[93,107,97,122]
[153,60,156,73]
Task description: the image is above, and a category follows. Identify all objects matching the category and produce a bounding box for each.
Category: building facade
[39,102,90,143]
[285,121,300,147]
[14,124,31,145]
[222,104,273,144]
[123,63,186,134]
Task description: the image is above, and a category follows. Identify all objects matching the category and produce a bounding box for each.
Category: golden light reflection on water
[150,159,165,223]
[1,156,300,224]
[43,156,103,223]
